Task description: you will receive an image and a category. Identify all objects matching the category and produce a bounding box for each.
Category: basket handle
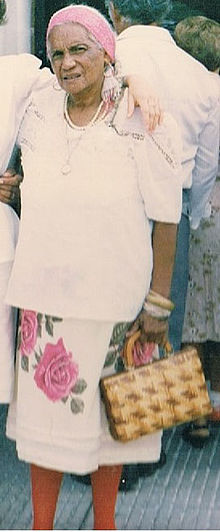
[122,331,174,368]
[164,340,174,356]
[123,330,141,367]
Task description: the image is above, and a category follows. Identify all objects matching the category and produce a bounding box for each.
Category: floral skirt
[6,310,161,474]
[182,206,220,343]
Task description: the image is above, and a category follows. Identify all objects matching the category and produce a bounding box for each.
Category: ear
[104,51,111,66]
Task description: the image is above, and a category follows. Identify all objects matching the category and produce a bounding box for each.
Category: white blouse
[6,82,182,321]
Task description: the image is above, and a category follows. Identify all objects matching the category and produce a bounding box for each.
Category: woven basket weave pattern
[101,348,212,442]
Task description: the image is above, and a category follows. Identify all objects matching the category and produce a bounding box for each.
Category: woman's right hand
[126,309,168,348]
[0,169,23,215]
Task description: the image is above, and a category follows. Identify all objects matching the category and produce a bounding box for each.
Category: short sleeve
[111,92,183,224]
[136,112,183,223]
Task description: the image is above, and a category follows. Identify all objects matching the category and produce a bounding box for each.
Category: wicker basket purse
[100,331,212,443]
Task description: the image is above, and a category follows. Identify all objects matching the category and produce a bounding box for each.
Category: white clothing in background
[0,54,51,174]
[182,74,220,343]
[0,204,18,402]
[116,25,220,229]
[0,54,51,402]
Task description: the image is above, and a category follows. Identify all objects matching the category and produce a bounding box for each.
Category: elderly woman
[0,0,163,409]
[5,5,182,530]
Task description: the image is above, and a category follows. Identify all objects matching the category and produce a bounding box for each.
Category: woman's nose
[62,52,76,68]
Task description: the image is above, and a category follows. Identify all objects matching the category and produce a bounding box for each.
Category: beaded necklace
[61,94,109,175]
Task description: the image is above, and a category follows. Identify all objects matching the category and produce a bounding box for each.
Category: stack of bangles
[143,289,175,321]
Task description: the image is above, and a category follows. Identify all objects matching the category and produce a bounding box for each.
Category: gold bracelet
[143,300,171,320]
[145,289,175,311]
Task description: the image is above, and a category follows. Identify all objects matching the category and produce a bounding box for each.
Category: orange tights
[31,463,122,530]
[91,464,123,530]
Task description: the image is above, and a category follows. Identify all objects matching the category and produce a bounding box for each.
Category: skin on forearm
[127,221,177,346]
[150,221,177,299]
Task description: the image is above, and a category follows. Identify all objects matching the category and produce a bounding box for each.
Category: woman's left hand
[126,74,164,132]
[127,309,168,348]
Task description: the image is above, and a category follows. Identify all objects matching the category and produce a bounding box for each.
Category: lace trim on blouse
[107,89,179,171]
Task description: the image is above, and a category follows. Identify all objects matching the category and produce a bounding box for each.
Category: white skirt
[0,203,19,403]
[7,311,161,474]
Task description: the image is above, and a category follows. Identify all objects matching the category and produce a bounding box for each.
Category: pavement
[1,404,220,530]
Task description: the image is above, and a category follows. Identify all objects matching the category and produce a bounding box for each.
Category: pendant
[61,163,71,175]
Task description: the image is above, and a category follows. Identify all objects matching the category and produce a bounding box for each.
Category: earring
[101,64,121,103]
[53,79,62,91]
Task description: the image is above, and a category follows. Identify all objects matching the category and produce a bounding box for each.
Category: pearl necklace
[64,93,104,130]
[61,95,108,175]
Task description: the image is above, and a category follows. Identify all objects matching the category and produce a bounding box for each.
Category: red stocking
[90,464,123,530]
[31,464,63,530]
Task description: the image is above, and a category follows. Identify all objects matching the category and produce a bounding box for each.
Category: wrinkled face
[48,22,107,97]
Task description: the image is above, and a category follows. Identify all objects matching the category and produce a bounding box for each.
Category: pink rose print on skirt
[20,310,38,356]
[34,337,79,401]
[133,341,156,367]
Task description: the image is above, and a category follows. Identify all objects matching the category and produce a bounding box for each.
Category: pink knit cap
[46,5,115,62]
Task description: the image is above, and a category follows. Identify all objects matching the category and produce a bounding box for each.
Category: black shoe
[119,464,139,491]
[182,422,210,448]
[138,449,167,477]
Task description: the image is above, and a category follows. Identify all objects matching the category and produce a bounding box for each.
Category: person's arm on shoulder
[125,74,164,132]
[116,36,163,131]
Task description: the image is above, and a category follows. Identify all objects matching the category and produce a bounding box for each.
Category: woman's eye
[52,51,63,59]
[70,46,87,54]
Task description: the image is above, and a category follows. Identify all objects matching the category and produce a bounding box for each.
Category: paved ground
[1,404,220,530]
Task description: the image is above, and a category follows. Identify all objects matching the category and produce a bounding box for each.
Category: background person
[4,5,182,530]
[174,15,220,71]
[0,0,43,404]
[174,15,220,445]
[0,0,19,404]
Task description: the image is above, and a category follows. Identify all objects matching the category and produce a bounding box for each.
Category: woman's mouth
[63,73,81,81]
